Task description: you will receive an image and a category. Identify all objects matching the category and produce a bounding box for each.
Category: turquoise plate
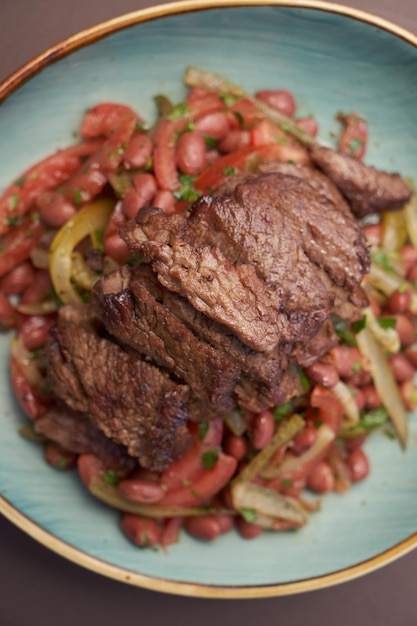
[1,0,417,598]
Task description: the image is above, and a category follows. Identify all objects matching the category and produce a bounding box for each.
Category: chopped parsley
[166,102,190,120]
[333,318,358,347]
[198,421,209,442]
[348,137,363,153]
[8,193,20,211]
[376,316,397,330]
[352,316,367,333]
[102,469,119,486]
[202,447,220,470]
[220,94,240,107]
[173,174,200,202]
[371,249,394,272]
[223,166,236,176]
[240,507,257,523]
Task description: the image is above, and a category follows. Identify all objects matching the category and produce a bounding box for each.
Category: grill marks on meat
[122,173,369,351]
[309,144,412,218]
[93,263,291,414]
[93,265,241,418]
[47,306,191,471]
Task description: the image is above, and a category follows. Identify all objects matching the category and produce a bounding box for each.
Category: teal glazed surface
[1,3,417,592]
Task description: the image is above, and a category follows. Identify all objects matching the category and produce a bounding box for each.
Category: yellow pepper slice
[48,198,115,304]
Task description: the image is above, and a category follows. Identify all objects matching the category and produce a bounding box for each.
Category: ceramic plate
[1,0,417,598]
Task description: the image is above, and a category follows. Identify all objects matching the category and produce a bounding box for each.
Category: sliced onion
[232,481,307,527]
[356,325,408,448]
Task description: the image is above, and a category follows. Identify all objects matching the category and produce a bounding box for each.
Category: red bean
[123,132,153,169]
[361,384,382,409]
[0,292,16,328]
[344,434,368,453]
[176,131,207,176]
[217,129,251,153]
[255,89,296,117]
[236,517,264,540]
[215,513,235,534]
[104,232,130,265]
[388,353,415,382]
[160,517,184,548]
[407,264,417,283]
[37,193,77,228]
[0,261,35,295]
[292,424,317,455]
[77,453,105,487]
[401,245,417,275]
[120,514,162,548]
[346,449,370,482]
[121,174,157,220]
[251,409,275,450]
[400,380,417,411]
[306,361,339,387]
[117,478,166,504]
[350,385,365,411]
[194,111,231,140]
[223,434,247,461]
[363,223,382,246]
[387,286,412,314]
[394,314,416,347]
[405,346,417,368]
[337,113,368,159]
[294,116,318,137]
[307,461,335,493]
[153,190,176,214]
[329,345,364,380]
[19,269,52,307]
[184,515,222,541]
[44,442,77,470]
[19,315,53,351]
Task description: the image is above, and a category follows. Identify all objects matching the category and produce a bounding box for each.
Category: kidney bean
[184,515,222,541]
[215,513,235,534]
[402,245,417,275]
[123,132,153,169]
[176,131,206,176]
[104,232,129,264]
[405,346,417,367]
[153,190,176,214]
[407,264,417,283]
[255,89,296,117]
[0,292,16,329]
[160,517,184,548]
[361,384,382,409]
[350,385,365,411]
[120,514,162,548]
[236,517,264,540]
[10,354,43,420]
[223,434,247,461]
[133,172,157,205]
[368,295,382,317]
[387,286,412,314]
[363,223,382,246]
[44,441,77,470]
[337,113,368,159]
[307,461,335,493]
[117,478,166,504]
[37,193,77,228]
[394,314,416,347]
[194,111,230,140]
[400,380,417,411]
[0,261,35,295]
[344,434,368,453]
[346,449,370,482]
[19,315,53,351]
[329,345,365,380]
[294,116,318,137]
[292,424,317,455]
[77,453,105,487]
[19,269,52,306]
[251,409,275,450]
[388,353,415,382]
[217,129,251,153]
[306,361,339,387]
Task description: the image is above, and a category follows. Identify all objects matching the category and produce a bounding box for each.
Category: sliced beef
[34,405,136,473]
[309,144,412,218]
[92,265,241,419]
[122,173,369,353]
[47,305,191,472]
[93,263,290,413]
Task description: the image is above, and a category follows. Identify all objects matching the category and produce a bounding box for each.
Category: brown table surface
[1,2,416,625]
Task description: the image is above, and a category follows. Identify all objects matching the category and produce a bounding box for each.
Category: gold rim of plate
[1,0,417,599]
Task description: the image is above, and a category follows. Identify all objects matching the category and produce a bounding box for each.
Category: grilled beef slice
[92,264,241,419]
[93,263,292,413]
[122,173,369,352]
[309,144,412,218]
[35,405,136,473]
[47,305,191,471]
